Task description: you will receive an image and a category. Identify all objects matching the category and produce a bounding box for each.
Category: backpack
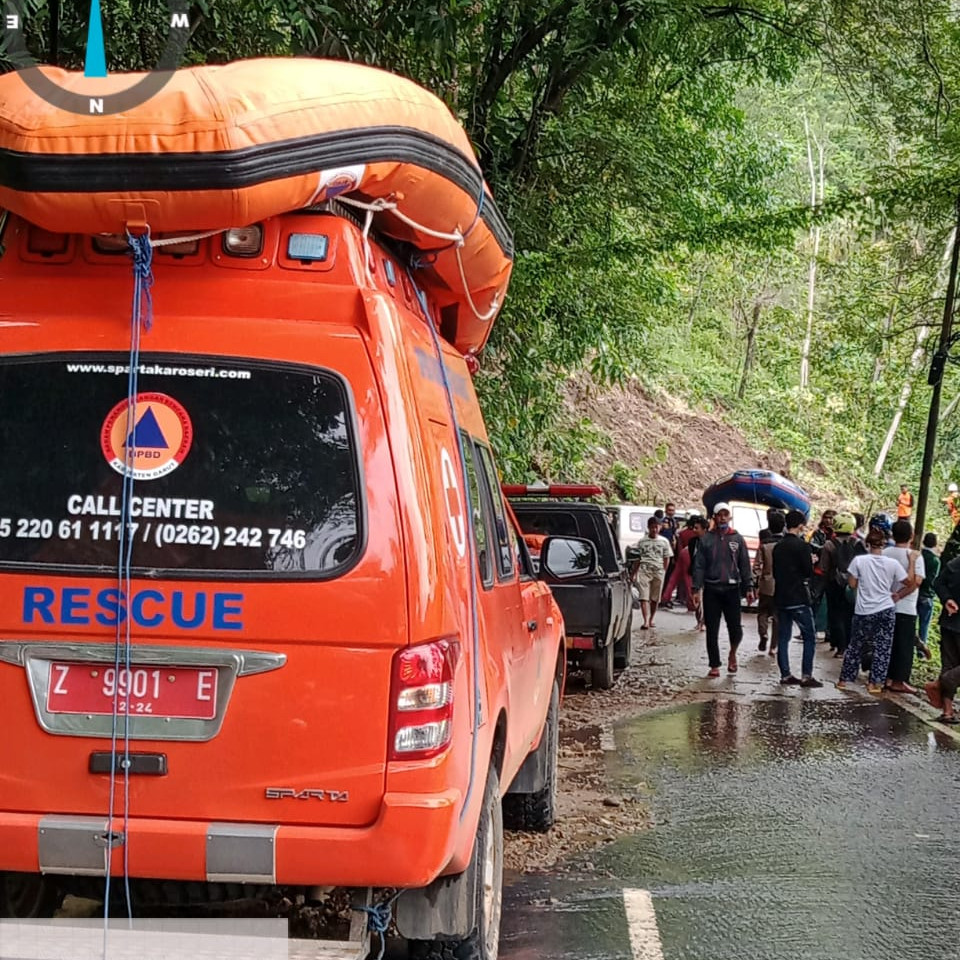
[833,537,862,586]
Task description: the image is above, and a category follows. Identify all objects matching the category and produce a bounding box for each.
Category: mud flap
[506,723,550,794]
[393,853,478,940]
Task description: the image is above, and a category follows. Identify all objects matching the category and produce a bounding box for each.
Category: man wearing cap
[692,503,755,677]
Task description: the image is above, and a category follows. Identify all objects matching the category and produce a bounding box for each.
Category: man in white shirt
[883,519,924,693]
[630,517,673,630]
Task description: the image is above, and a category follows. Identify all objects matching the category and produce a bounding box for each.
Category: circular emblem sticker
[101,393,193,480]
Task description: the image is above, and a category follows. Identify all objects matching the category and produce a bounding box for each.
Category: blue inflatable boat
[703,469,810,516]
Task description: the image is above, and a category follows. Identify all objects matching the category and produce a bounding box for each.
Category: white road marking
[623,888,665,960]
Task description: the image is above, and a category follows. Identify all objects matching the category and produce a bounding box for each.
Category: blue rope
[352,893,399,960]
[103,231,154,945]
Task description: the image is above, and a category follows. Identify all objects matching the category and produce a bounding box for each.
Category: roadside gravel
[504,613,700,876]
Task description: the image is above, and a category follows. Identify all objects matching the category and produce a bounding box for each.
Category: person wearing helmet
[869,513,894,547]
[819,512,864,657]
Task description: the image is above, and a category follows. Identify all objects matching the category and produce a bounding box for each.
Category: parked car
[506,487,634,688]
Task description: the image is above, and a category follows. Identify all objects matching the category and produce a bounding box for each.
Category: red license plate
[46,662,219,720]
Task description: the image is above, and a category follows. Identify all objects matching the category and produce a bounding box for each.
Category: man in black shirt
[772,509,823,688]
[692,503,755,678]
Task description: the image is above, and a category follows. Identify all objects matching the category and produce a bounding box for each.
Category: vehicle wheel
[614,612,633,669]
[409,768,504,960]
[591,639,615,690]
[502,679,558,833]
[0,873,63,918]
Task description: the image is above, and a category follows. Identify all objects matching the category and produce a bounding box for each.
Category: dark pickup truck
[507,490,634,689]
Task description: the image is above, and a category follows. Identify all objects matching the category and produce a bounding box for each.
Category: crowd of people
[627,490,960,724]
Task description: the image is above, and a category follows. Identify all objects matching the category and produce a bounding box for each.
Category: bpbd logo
[100,392,193,480]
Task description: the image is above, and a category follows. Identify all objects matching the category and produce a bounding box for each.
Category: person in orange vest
[944,483,960,526]
[897,484,913,520]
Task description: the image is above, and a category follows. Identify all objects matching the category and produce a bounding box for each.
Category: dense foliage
[4,1,960,517]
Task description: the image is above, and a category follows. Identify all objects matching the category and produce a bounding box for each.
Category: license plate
[45,662,219,720]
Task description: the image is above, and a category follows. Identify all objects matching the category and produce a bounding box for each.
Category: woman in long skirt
[837,527,909,694]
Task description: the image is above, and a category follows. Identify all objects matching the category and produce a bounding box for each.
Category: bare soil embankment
[563,377,873,510]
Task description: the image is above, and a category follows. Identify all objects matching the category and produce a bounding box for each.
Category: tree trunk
[873,228,956,476]
[872,267,903,384]
[940,391,960,422]
[800,111,824,391]
[738,301,762,400]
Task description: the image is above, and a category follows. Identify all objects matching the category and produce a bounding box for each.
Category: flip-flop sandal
[727,663,738,674]
[935,715,960,725]
[707,668,721,678]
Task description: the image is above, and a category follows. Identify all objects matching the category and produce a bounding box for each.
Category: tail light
[223,225,264,257]
[27,227,69,256]
[389,639,460,760]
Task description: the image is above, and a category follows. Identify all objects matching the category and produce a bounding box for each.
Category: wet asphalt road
[499,616,960,960]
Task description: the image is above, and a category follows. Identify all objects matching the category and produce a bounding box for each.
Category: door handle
[527,620,538,632]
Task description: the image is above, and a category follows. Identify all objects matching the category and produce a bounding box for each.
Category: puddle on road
[609,697,956,778]
[599,699,960,959]
[502,698,960,960]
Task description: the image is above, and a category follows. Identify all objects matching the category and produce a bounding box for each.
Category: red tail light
[389,639,460,760]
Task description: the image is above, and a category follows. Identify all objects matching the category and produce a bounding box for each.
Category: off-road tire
[0,873,62,918]
[409,767,504,960]
[502,680,558,833]
[591,638,615,690]
[613,612,633,669]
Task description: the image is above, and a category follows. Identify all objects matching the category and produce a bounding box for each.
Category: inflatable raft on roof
[0,57,512,354]
[704,469,810,516]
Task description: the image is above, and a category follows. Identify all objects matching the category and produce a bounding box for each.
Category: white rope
[455,244,501,323]
[335,196,499,322]
[149,228,224,248]
[360,207,376,285]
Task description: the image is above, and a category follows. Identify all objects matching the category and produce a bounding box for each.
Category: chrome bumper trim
[38,815,112,876]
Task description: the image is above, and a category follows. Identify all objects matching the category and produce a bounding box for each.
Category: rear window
[733,507,762,539]
[513,510,579,539]
[0,354,362,578]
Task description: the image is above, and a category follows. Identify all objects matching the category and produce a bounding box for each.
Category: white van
[607,504,663,560]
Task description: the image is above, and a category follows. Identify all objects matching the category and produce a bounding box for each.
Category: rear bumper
[0,789,461,888]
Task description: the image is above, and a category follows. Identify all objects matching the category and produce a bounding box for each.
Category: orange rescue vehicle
[0,59,586,960]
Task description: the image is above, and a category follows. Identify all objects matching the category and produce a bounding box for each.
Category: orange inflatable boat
[0,58,512,351]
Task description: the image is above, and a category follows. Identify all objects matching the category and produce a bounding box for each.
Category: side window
[460,431,493,588]
[476,444,515,581]
[510,521,535,580]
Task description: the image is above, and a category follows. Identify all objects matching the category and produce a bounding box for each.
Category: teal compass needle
[83,0,107,77]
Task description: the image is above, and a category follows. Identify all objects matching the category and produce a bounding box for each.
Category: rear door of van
[0,336,402,829]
